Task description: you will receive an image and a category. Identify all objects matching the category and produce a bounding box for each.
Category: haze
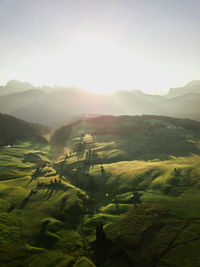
[0,0,200,94]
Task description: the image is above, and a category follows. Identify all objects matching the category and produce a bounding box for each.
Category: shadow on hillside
[79,164,91,176]
[7,204,15,213]
[95,133,200,162]
[28,170,41,184]
[76,150,85,160]
[19,189,38,209]
[47,189,54,200]
[19,197,30,209]
[35,220,59,249]
[92,237,133,267]
[59,197,67,212]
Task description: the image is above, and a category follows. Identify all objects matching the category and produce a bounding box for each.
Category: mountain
[1,80,200,127]
[0,87,116,127]
[0,89,74,127]
[0,80,60,97]
[110,89,167,115]
[0,87,169,127]
[0,113,50,141]
[0,80,35,96]
[167,93,200,116]
[51,86,113,114]
[166,80,200,98]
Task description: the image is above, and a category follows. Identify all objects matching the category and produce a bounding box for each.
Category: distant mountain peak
[131,89,144,94]
[166,80,200,98]
[185,80,200,88]
[5,80,34,90]
[114,89,144,96]
[0,79,35,97]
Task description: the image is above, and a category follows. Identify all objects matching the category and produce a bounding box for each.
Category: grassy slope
[0,138,90,267]
[60,117,200,266]
[2,116,200,266]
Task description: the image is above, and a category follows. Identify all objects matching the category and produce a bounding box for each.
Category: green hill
[51,115,200,160]
[1,115,200,266]
[0,113,50,142]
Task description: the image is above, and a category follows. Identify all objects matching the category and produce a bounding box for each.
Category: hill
[51,115,200,266]
[0,137,89,266]
[51,114,200,160]
[0,113,50,142]
[1,115,200,266]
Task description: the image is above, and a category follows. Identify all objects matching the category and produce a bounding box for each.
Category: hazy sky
[0,0,200,94]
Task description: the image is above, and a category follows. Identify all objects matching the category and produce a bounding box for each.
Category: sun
[29,35,173,95]
[33,35,133,93]
[55,36,122,93]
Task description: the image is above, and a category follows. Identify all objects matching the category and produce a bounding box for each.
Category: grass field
[1,116,200,266]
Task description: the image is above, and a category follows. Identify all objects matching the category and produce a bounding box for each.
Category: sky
[0,0,200,94]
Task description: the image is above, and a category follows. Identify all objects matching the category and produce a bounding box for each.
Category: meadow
[1,116,200,266]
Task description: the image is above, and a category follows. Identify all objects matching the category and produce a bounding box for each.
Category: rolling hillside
[52,115,200,266]
[1,116,200,266]
[52,115,200,159]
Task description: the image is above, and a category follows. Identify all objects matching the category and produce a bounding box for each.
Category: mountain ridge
[1,80,200,127]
